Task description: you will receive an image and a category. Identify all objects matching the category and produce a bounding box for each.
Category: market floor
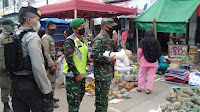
[0,75,189,112]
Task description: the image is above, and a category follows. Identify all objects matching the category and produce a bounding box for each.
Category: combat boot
[51,100,59,108]
[3,103,13,112]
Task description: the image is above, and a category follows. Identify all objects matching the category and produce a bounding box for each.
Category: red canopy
[39,0,137,18]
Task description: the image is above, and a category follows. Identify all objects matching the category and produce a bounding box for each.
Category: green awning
[134,0,200,33]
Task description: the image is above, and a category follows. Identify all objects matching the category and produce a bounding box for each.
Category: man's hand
[50,66,56,73]
[75,75,84,82]
[86,65,91,72]
[109,55,116,62]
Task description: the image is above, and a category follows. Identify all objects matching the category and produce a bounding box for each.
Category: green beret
[70,18,84,28]
[101,18,117,26]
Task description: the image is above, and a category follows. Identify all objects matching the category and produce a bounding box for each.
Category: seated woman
[114,50,134,72]
[157,55,170,75]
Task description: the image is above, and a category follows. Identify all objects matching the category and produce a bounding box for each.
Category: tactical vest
[63,35,88,77]
[3,29,49,73]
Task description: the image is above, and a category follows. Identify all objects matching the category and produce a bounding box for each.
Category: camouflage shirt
[91,30,118,81]
[63,34,90,77]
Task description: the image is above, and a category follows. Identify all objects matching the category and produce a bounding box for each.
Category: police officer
[63,18,91,112]
[0,20,14,112]
[11,6,53,112]
[42,21,59,108]
[91,18,118,112]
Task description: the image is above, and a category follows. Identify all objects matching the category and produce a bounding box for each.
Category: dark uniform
[91,18,118,112]
[63,18,89,112]
[11,6,53,112]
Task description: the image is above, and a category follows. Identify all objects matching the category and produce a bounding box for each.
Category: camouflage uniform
[64,35,89,112]
[42,34,57,92]
[0,32,11,104]
[91,30,118,112]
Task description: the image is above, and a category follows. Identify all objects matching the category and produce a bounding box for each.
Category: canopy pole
[136,27,139,62]
[74,9,77,19]
[153,19,157,39]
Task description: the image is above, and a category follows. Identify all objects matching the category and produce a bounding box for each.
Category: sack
[189,72,200,86]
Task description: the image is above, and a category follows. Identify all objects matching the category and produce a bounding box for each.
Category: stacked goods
[114,71,120,78]
[108,88,132,101]
[165,69,190,84]
[85,81,95,92]
[118,80,138,92]
[160,87,200,112]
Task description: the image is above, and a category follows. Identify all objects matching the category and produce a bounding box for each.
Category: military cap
[2,19,16,26]
[19,6,42,19]
[101,18,117,26]
[70,18,84,28]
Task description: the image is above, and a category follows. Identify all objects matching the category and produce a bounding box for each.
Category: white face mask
[30,19,41,32]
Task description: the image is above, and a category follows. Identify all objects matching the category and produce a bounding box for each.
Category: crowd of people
[0,5,164,112]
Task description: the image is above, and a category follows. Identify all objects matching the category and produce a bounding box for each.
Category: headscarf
[139,29,162,63]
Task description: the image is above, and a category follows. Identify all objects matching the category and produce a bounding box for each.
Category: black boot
[51,100,59,108]
[53,98,59,102]
[3,103,13,112]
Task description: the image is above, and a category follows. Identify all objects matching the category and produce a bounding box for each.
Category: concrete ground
[0,62,199,112]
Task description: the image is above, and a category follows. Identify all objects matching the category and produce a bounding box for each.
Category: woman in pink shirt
[137,29,161,94]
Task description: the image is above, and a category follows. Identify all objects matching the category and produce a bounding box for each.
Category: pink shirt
[137,48,158,67]
[121,31,128,42]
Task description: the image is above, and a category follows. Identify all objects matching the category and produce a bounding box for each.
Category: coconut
[118,83,124,90]
[117,94,123,99]
[121,80,128,85]
[91,92,95,96]
[172,102,181,110]
[112,91,118,97]
[108,96,112,101]
[125,83,132,92]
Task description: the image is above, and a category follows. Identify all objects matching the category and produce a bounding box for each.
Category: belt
[63,72,87,77]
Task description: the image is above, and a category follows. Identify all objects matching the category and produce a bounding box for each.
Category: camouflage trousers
[95,80,111,112]
[0,71,11,103]
[46,69,56,93]
[66,77,85,112]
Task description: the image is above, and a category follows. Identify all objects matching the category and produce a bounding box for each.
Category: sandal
[137,88,141,92]
[146,89,151,94]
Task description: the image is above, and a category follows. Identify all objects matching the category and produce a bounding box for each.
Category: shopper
[137,29,162,94]
[56,48,65,88]
[63,18,90,112]
[91,18,118,112]
[42,21,59,108]
[121,27,128,49]
[64,29,72,39]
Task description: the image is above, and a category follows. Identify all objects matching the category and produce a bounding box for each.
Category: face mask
[30,19,41,32]
[77,28,85,35]
[106,27,113,39]
[0,30,2,34]
[48,29,56,36]
[3,25,15,33]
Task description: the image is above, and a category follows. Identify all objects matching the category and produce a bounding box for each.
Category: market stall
[38,0,137,18]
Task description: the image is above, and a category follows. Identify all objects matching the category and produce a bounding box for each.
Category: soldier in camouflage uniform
[91,18,118,112]
[42,21,59,108]
[63,18,90,112]
[0,20,14,112]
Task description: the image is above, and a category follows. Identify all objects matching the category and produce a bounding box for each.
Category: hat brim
[109,22,118,26]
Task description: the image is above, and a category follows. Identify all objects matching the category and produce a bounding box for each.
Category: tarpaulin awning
[134,0,200,33]
[39,0,137,18]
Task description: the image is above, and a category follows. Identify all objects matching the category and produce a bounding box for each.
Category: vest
[63,34,88,77]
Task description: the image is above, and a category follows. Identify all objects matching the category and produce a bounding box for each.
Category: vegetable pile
[161,87,200,112]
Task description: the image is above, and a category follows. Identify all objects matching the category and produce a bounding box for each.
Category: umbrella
[41,18,70,24]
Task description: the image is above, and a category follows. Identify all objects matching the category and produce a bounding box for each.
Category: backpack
[3,29,49,72]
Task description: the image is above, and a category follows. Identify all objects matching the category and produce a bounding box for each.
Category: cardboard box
[187,52,200,63]
[189,46,198,53]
